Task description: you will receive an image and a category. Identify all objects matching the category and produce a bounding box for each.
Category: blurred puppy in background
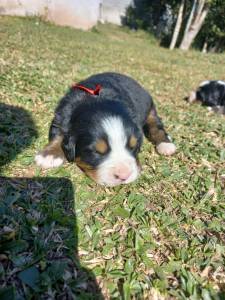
[187,80,225,114]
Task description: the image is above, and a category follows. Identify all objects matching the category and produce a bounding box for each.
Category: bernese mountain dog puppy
[35,72,176,186]
[187,80,225,114]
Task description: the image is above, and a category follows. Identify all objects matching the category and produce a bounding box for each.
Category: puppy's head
[185,91,197,103]
[62,102,142,186]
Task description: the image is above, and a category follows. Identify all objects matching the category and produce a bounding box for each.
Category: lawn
[0,16,225,299]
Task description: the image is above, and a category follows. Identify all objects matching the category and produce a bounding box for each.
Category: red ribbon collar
[72,83,102,95]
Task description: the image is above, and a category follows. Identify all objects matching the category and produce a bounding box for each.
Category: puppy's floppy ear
[62,134,76,162]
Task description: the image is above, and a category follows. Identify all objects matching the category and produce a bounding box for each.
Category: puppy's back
[79,72,153,125]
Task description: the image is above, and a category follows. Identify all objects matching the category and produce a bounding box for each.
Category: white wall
[0,0,133,29]
[0,0,101,30]
[101,0,132,25]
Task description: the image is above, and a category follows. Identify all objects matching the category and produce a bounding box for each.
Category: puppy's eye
[95,139,108,154]
[128,135,138,149]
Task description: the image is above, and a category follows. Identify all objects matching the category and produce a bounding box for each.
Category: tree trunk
[183,0,197,38]
[202,41,208,53]
[169,0,185,50]
[180,0,208,51]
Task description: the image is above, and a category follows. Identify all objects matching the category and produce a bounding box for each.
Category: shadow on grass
[0,177,103,299]
[0,105,103,298]
[0,103,38,169]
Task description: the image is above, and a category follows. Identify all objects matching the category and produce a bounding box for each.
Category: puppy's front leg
[35,136,65,169]
[143,106,176,156]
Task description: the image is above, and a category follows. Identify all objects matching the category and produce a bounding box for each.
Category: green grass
[0,16,225,299]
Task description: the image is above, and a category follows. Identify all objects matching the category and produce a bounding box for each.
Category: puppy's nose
[114,166,132,181]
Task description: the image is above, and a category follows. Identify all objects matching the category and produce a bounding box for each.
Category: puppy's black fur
[36,72,175,185]
[50,73,152,141]
[50,72,171,156]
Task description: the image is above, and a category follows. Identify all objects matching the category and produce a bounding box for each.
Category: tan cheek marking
[95,139,108,154]
[75,157,99,182]
[85,169,99,182]
[129,135,137,148]
[75,157,93,170]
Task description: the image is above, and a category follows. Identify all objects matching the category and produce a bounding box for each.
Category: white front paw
[156,142,176,156]
[35,153,64,169]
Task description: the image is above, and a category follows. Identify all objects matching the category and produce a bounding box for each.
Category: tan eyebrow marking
[95,139,108,154]
[129,135,137,148]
